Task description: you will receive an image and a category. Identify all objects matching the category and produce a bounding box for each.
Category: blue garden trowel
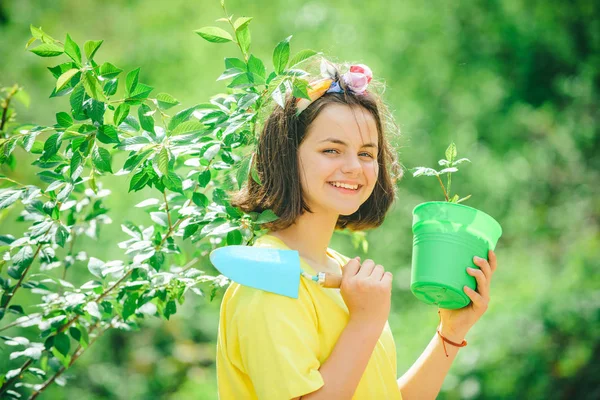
[209,246,343,299]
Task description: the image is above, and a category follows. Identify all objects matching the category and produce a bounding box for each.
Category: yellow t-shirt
[216,234,401,400]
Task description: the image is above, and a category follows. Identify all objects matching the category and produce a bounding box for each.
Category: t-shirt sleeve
[233,282,324,399]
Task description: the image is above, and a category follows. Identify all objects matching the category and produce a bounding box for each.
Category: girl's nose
[341,155,362,175]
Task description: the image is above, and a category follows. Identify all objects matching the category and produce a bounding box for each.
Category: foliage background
[1,0,598,398]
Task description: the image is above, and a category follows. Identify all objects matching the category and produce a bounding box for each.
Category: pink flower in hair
[350,64,373,83]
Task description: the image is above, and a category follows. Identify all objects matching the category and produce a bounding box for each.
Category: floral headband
[295,59,373,116]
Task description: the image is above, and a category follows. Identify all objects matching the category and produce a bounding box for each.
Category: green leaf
[53,333,70,357]
[84,40,103,61]
[198,169,211,188]
[271,82,286,108]
[97,125,120,144]
[162,172,183,194]
[194,26,233,43]
[69,327,81,342]
[445,142,457,163]
[89,99,106,124]
[156,147,169,177]
[30,43,64,57]
[87,257,104,279]
[41,133,60,160]
[156,93,180,110]
[292,79,311,101]
[12,245,34,268]
[233,17,253,31]
[98,62,122,79]
[56,68,80,92]
[256,209,279,224]
[273,36,292,75]
[69,84,86,118]
[236,25,251,56]
[247,54,266,79]
[0,190,21,210]
[64,34,82,66]
[113,103,130,126]
[129,171,149,192]
[192,192,209,208]
[104,78,118,96]
[56,112,73,128]
[170,121,205,136]
[138,104,155,133]
[183,224,199,240]
[164,300,176,319]
[92,147,112,173]
[126,67,140,95]
[128,83,154,101]
[217,67,246,81]
[150,211,169,227]
[168,105,200,131]
[227,229,243,245]
[122,293,139,321]
[82,71,107,102]
[225,57,246,70]
[236,155,252,189]
[119,116,141,134]
[289,49,318,67]
[54,224,69,247]
[203,143,221,161]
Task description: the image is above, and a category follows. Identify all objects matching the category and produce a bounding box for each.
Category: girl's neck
[269,210,338,266]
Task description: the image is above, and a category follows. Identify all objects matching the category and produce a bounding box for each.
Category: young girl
[216,59,497,399]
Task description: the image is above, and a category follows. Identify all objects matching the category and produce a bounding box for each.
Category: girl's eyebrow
[319,138,378,149]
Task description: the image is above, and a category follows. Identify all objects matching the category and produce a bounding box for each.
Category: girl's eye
[323,149,374,158]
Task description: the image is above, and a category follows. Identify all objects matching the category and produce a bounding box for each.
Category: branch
[0,85,18,134]
[0,313,42,333]
[0,244,43,317]
[57,268,133,335]
[155,161,213,251]
[163,190,173,230]
[435,174,449,201]
[0,358,33,396]
[28,322,106,400]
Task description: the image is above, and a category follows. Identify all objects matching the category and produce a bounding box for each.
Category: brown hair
[229,59,404,232]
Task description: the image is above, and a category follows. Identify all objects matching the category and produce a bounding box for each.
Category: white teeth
[329,182,359,190]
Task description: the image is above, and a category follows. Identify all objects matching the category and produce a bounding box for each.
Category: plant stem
[155,161,213,251]
[221,2,247,62]
[0,85,18,134]
[0,313,42,333]
[57,269,133,335]
[0,176,53,201]
[163,190,173,230]
[447,169,452,200]
[0,358,33,396]
[28,322,106,400]
[435,174,449,201]
[0,244,43,319]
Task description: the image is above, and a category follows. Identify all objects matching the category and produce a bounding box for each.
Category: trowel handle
[318,272,343,289]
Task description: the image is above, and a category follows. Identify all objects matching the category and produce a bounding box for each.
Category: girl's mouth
[327,182,362,194]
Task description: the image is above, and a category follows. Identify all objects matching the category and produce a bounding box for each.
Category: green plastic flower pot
[411,201,502,309]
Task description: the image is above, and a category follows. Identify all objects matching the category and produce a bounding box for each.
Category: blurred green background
[1,0,599,398]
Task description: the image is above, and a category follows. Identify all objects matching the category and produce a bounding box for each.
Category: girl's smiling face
[298,103,380,216]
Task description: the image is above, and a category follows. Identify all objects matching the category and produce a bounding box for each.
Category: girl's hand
[438,250,498,339]
[340,257,393,331]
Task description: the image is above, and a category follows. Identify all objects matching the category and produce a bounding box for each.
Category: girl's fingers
[488,250,498,273]
[343,257,362,277]
[467,267,489,298]
[464,285,488,312]
[473,256,492,282]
